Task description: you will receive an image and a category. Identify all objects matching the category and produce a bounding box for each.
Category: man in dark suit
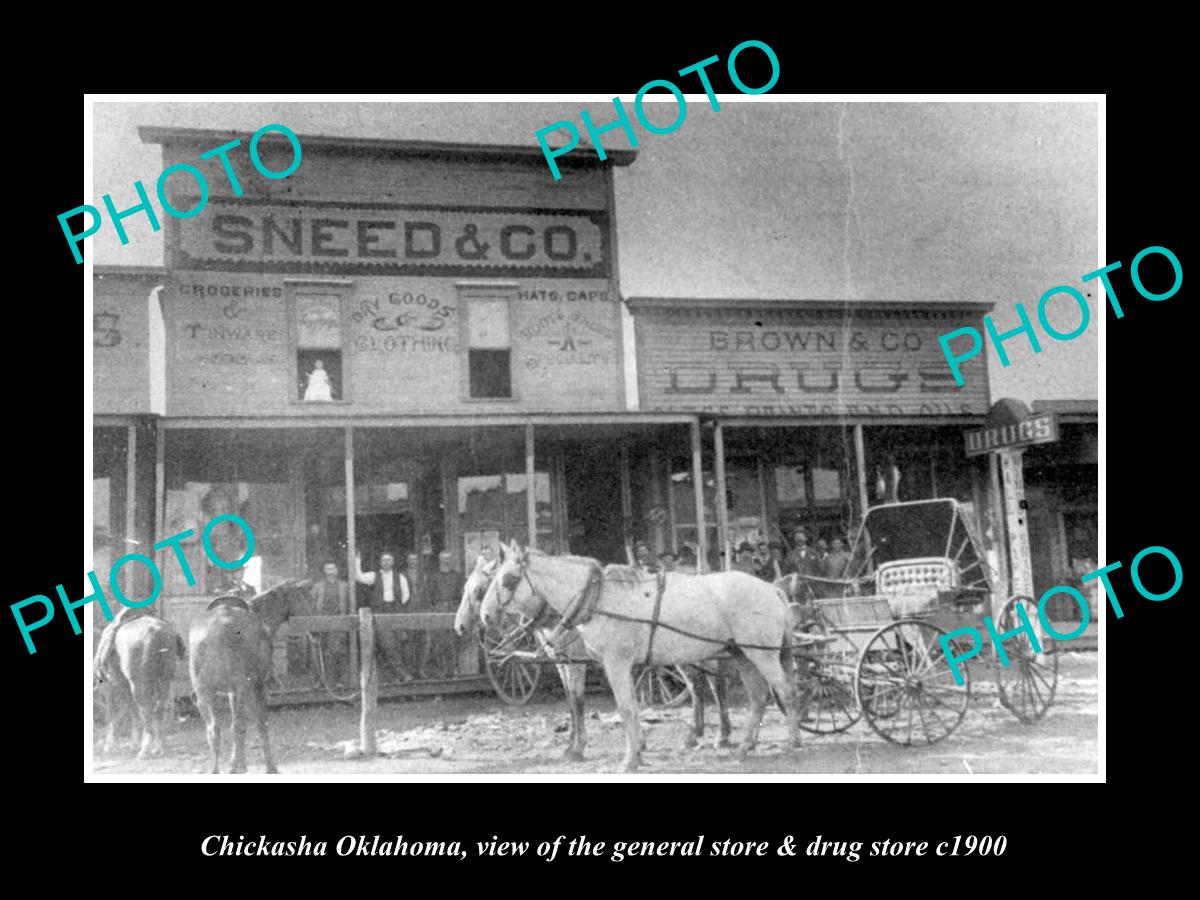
[788,527,823,579]
[310,562,351,686]
[355,551,412,682]
[427,550,465,678]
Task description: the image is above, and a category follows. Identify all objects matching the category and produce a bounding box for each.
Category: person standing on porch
[429,550,465,678]
[310,562,351,686]
[405,552,431,680]
[355,551,413,682]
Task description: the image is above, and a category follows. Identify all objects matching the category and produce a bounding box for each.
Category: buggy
[784,498,1058,745]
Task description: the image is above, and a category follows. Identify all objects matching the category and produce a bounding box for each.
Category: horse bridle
[493,554,602,635]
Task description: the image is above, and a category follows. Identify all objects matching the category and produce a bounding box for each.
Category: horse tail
[173,631,186,660]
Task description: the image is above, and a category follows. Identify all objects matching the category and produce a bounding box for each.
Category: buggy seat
[877,558,956,617]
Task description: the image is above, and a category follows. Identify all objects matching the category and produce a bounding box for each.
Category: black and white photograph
[86,96,1100,778]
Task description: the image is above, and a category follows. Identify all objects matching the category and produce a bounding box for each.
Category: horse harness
[505,556,792,655]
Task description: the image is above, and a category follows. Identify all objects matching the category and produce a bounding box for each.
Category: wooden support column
[358,607,377,756]
[648,449,666,555]
[988,451,1010,601]
[691,419,708,573]
[619,439,634,563]
[344,426,358,680]
[125,423,138,601]
[713,421,730,572]
[756,459,771,545]
[665,458,678,554]
[153,427,166,604]
[853,424,870,525]
[525,423,537,549]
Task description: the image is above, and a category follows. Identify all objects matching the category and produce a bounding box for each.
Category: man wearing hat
[788,527,822,579]
[658,549,678,573]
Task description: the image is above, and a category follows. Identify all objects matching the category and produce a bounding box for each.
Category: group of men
[631,526,852,584]
[296,550,466,686]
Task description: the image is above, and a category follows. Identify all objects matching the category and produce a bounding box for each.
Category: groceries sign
[171,199,609,278]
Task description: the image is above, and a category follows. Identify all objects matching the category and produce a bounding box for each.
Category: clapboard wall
[630,299,992,417]
[144,128,631,417]
[94,268,161,415]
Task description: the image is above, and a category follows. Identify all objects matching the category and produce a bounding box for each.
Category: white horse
[455,555,732,760]
[481,541,799,772]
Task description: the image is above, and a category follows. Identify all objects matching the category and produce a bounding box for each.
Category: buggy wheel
[795,659,861,734]
[481,617,542,706]
[995,596,1058,723]
[635,666,691,709]
[792,624,860,734]
[856,619,970,746]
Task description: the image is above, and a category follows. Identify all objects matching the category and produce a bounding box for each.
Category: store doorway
[563,446,625,564]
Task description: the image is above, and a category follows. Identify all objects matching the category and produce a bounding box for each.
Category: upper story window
[290,285,348,402]
[464,297,512,399]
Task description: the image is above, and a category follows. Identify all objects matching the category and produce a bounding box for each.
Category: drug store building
[113,125,715,698]
[623,297,999,569]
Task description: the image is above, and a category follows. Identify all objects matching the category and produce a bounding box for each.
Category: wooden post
[525,422,537,549]
[756,458,771,544]
[988,451,1009,598]
[929,437,939,498]
[713,421,730,572]
[619,438,634,563]
[124,423,138,601]
[647,449,665,554]
[153,427,166,603]
[554,451,568,553]
[345,427,358,681]
[665,457,678,554]
[691,419,708,573]
[853,424,870,525]
[358,607,377,756]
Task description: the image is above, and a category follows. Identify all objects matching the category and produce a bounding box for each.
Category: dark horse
[188,580,310,774]
[95,607,185,758]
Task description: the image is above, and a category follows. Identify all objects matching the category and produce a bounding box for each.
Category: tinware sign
[172,199,609,278]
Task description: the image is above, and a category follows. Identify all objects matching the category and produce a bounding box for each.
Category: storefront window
[457,471,556,561]
[775,464,808,506]
[162,481,301,594]
[812,466,842,502]
[668,469,718,565]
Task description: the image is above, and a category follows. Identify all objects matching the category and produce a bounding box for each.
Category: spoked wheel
[792,624,860,734]
[856,619,970,746]
[635,666,691,709]
[481,615,543,706]
[795,658,861,733]
[995,596,1058,723]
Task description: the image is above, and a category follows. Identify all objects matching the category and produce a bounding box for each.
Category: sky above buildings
[92,99,1099,404]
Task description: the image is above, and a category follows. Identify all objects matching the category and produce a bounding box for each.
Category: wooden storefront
[627,297,999,568]
[92,267,165,641]
[126,127,650,701]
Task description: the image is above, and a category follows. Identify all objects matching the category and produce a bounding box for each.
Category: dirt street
[92,652,1098,776]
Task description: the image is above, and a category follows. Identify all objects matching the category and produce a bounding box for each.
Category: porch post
[344,426,358,679]
[691,419,708,573]
[525,423,537,549]
[153,427,166,590]
[988,450,1010,598]
[713,421,730,571]
[619,439,634,563]
[853,423,870,524]
[125,423,138,601]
